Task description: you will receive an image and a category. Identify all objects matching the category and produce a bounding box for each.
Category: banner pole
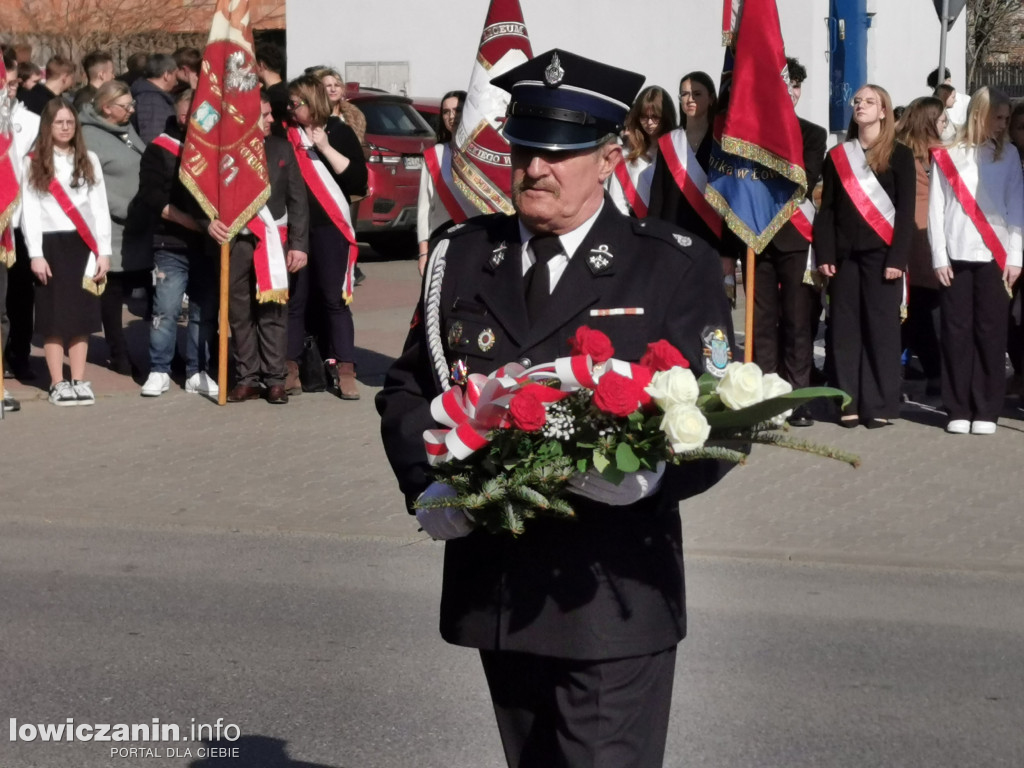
[218,241,229,406]
[744,246,755,363]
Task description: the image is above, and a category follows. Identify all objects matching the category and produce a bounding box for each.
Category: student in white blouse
[416,89,466,276]
[22,100,112,406]
[928,86,1024,435]
[608,85,677,217]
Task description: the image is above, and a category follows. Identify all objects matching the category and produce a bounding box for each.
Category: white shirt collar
[519,200,605,263]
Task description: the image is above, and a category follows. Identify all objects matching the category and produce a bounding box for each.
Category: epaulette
[630,218,703,255]
[436,212,506,241]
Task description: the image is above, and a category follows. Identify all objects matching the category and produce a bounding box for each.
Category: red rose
[639,340,689,372]
[508,390,547,432]
[631,365,654,407]
[593,371,642,417]
[569,326,614,363]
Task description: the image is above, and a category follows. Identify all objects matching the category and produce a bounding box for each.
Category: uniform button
[518,357,532,367]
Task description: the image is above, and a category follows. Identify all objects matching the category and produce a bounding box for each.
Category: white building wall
[287,0,964,134]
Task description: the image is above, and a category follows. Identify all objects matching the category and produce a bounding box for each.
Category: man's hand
[414,483,475,540]
[568,463,666,506]
[818,263,837,278]
[935,266,954,287]
[286,250,308,272]
[208,219,232,245]
[309,126,328,151]
[30,257,52,285]
[883,267,903,281]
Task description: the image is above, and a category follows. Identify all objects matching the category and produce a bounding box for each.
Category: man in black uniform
[752,57,828,426]
[376,50,733,768]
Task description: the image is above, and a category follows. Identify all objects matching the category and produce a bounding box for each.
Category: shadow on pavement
[188,736,343,768]
[354,346,397,386]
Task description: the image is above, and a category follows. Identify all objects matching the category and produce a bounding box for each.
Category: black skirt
[33,231,102,339]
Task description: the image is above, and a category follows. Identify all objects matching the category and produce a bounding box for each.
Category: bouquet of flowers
[417,326,857,535]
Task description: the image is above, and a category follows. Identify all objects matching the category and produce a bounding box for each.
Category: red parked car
[346,87,436,233]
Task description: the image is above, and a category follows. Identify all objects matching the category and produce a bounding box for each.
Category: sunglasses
[286,99,307,111]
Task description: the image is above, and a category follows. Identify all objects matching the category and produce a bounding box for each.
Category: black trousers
[1009,279,1024,377]
[229,240,287,386]
[479,647,677,768]
[902,285,942,381]
[99,269,150,364]
[752,243,814,388]
[940,260,1008,422]
[828,248,903,419]
[5,229,33,366]
[286,224,354,363]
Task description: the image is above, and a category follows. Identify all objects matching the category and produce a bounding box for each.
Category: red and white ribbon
[658,129,724,239]
[423,143,475,225]
[612,160,650,219]
[423,354,650,465]
[830,140,895,246]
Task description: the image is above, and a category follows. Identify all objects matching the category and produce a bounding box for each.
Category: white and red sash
[423,143,473,225]
[247,209,289,303]
[658,129,723,238]
[287,124,360,304]
[930,146,1009,271]
[156,133,289,301]
[830,141,895,246]
[612,160,650,219]
[42,169,105,296]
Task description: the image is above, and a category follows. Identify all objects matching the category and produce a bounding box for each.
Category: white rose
[646,367,700,408]
[661,404,711,453]
[761,373,794,426]
[717,362,765,409]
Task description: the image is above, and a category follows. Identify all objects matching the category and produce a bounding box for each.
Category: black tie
[524,235,561,324]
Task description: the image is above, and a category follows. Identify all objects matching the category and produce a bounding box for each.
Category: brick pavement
[3,256,1024,573]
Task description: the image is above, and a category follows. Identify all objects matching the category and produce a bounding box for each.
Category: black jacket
[131,78,175,145]
[813,141,917,270]
[134,118,202,254]
[303,117,368,228]
[376,202,734,660]
[772,118,828,253]
[261,135,310,254]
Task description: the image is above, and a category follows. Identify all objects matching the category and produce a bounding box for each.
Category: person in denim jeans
[135,89,219,397]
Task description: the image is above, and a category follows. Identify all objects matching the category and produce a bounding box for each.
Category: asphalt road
[2,521,1022,768]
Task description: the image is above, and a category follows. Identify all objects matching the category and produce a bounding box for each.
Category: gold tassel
[82,276,107,296]
[255,288,289,304]
[0,247,15,269]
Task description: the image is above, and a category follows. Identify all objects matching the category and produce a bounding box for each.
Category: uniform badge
[545,53,565,87]
[447,321,465,349]
[477,328,496,352]
[673,234,692,248]
[446,223,465,234]
[489,242,508,269]
[450,359,468,385]
[586,245,614,274]
[702,327,732,377]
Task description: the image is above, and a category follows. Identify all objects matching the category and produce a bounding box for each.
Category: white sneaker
[48,380,78,406]
[945,419,970,434]
[970,420,997,435]
[141,372,171,397]
[71,380,95,405]
[185,371,219,396]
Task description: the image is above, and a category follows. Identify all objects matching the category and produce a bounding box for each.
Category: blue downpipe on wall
[828,0,869,133]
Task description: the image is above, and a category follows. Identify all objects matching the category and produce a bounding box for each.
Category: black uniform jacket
[813,141,917,270]
[377,201,734,660]
[772,118,828,253]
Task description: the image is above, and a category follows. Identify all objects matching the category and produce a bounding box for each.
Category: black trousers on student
[753,243,814,388]
[903,285,942,381]
[5,229,33,368]
[828,247,903,420]
[940,260,1009,422]
[479,647,676,768]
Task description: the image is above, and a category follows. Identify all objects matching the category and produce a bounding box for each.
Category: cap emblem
[544,53,565,87]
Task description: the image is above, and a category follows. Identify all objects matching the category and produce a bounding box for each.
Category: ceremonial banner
[706,0,807,253]
[0,58,20,267]
[180,0,269,238]
[452,0,532,216]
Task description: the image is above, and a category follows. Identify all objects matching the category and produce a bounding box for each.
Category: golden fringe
[82,276,106,296]
[706,188,802,253]
[720,136,809,190]
[256,288,288,304]
[722,31,734,47]
[0,190,20,232]
[0,247,14,268]
[179,174,270,239]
